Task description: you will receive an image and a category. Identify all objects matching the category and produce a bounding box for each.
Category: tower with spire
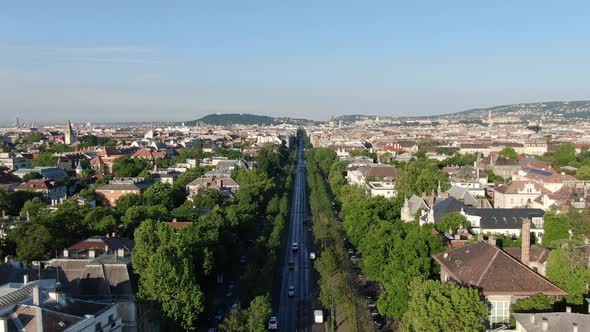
[64,120,76,145]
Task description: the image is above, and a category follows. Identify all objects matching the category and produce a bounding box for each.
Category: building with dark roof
[463,207,545,241]
[0,278,123,332]
[433,240,566,328]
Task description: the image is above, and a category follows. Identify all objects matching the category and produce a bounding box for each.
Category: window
[532,217,543,229]
[489,301,510,325]
[108,314,114,324]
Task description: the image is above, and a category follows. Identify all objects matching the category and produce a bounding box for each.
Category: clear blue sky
[1,1,589,123]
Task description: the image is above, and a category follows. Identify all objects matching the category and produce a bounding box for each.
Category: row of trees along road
[307,146,489,331]
[3,140,296,330]
[131,142,297,330]
[305,147,373,331]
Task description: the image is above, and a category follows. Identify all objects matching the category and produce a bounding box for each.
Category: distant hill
[185,113,278,126]
[333,100,590,123]
[443,100,590,121]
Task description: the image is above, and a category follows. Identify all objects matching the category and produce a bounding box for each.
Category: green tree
[546,247,590,305]
[542,212,571,247]
[244,295,272,332]
[20,197,47,219]
[132,221,205,329]
[26,132,45,144]
[174,166,208,188]
[485,169,505,183]
[575,165,590,180]
[31,152,57,167]
[499,147,518,161]
[142,182,185,209]
[112,157,149,177]
[511,294,553,313]
[9,222,54,261]
[22,171,42,182]
[401,279,488,332]
[436,212,470,233]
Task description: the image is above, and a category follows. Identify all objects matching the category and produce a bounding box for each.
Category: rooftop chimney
[63,249,69,258]
[566,306,572,313]
[88,249,95,259]
[23,274,29,284]
[529,314,535,323]
[522,218,531,266]
[33,286,40,306]
[116,248,125,258]
[541,318,548,331]
[573,323,578,332]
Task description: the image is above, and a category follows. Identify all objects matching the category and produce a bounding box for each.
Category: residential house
[433,237,566,328]
[0,152,30,170]
[448,165,488,197]
[46,236,141,332]
[131,149,167,162]
[462,207,545,241]
[150,170,180,185]
[186,176,239,199]
[346,163,396,186]
[522,141,548,156]
[402,186,492,224]
[514,167,576,193]
[513,311,590,331]
[95,178,153,207]
[90,147,126,174]
[494,181,549,208]
[0,171,22,191]
[0,280,124,332]
[13,167,68,181]
[460,143,491,156]
[537,186,590,211]
[478,152,521,179]
[16,180,67,203]
[366,181,395,198]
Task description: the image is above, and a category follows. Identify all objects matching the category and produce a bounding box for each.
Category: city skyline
[1,1,590,122]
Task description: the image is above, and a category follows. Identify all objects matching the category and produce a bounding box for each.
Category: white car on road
[268,316,278,330]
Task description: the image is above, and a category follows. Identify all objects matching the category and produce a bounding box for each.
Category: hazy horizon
[2,1,590,123]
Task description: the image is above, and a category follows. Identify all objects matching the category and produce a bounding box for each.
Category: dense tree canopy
[112,157,149,177]
[22,171,42,182]
[499,147,519,160]
[31,152,57,167]
[436,212,470,234]
[546,247,590,305]
[401,279,488,332]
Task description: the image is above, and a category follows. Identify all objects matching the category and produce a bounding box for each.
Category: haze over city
[2,1,590,123]
[3,2,590,332]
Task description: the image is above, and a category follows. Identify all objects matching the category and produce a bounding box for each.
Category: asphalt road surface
[277,137,315,331]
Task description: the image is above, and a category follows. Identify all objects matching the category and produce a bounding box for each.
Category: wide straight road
[277,133,315,331]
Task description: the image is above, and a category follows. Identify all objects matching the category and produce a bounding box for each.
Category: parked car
[309,252,316,260]
[288,285,295,297]
[288,259,295,270]
[268,316,278,330]
[292,242,299,251]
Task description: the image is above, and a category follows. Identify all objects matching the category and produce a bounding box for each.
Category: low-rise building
[433,239,566,329]
[494,181,549,208]
[366,181,395,198]
[0,152,30,170]
[0,279,124,332]
[462,207,545,241]
[95,178,153,207]
[186,176,239,199]
[16,180,67,203]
